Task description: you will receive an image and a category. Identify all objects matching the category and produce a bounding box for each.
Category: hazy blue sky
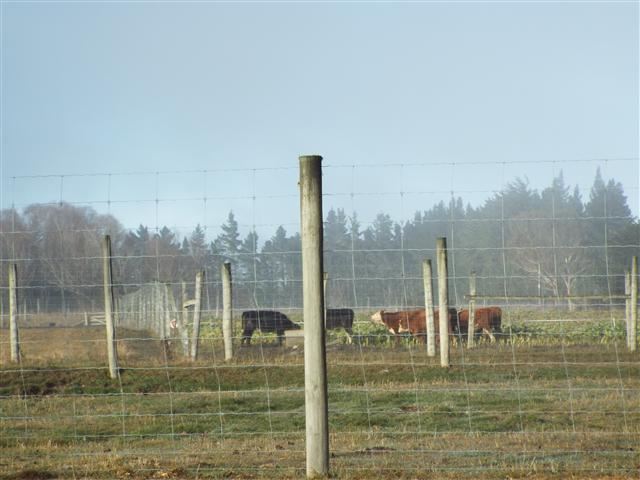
[1,2,638,239]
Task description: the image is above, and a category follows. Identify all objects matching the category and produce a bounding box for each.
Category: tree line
[0,168,637,315]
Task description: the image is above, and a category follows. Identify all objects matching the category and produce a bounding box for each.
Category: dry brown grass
[0,326,167,366]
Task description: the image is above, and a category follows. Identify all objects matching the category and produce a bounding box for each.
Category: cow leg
[483,328,496,343]
[345,328,353,345]
[277,330,284,346]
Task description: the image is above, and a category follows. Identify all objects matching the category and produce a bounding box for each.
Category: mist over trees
[1,169,638,314]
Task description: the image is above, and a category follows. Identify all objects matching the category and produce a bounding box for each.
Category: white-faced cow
[370,308,458,343]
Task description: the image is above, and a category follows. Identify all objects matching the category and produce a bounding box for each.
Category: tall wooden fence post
[102,235,118,379]
[180,281,189,356]
[468,272,477,348]
[436,237,450,367]
[423,259,436,357]
[9,264,20,363]
[625,271,631,350]
[190,271,204,360]
[630,256,638,352]
[222,261,233,361]
[300,154,329,478]
[323,272,329,327]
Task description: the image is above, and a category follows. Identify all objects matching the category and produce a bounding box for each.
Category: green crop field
[1,311,638,479]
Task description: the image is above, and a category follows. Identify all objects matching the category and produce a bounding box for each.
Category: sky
[1,2,638,241]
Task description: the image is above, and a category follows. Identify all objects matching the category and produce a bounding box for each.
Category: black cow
[241,310,301,345]
[325,308,354,343]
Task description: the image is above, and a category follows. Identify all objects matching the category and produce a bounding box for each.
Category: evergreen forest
[1,169,637,314]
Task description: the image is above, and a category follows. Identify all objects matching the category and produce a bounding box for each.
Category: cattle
[456,307,502,341]
[325,308,354,343]
[241,310,301,346]
[370,308,458,343]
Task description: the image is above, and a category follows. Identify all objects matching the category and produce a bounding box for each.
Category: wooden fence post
[423,259,436,357]
[222,262,233,361]
[625,270,631,350]
[180,281,189,356]
[630,256,637,352]
[468,272,477,348]
[323,272,329,327]
[300,154,329,478]
[190,271,204,360]
[436,238,450,367]
[102,235,119,379]
[9,264,20,363]
[537,263,542,305]
[323,272,329,303]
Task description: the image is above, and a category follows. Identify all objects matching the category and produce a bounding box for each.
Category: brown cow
[370,308,458,343]
[456,307,502,341]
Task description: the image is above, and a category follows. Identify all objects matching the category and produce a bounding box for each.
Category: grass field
[1,311,639,479]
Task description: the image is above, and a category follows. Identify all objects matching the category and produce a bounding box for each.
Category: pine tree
[214,211,241,261]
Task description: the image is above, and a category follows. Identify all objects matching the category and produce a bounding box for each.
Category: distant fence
[117,282,178,341]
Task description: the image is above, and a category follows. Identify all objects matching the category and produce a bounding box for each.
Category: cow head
[370,310,385,326]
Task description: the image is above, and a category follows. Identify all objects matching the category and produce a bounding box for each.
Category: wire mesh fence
[1,158,638,478]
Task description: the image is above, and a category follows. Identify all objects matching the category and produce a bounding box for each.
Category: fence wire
[1,158,639,479]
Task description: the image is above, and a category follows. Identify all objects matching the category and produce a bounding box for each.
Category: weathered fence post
[468,271,477,348]
[630,256,637,352]
[300,154,329,478]
[423,259,436,357]
[323,272,329,326]
[9,264,20,363]
[436,237,450,367]
[84,311,89,327]
[102,235,118,379]
[162,284,171,341]
[537,263,542,305]
[625,270,631,349]
[222,261,233,361]
[190,271,204,360]
[180,281,189,356]
[323,272,329,304]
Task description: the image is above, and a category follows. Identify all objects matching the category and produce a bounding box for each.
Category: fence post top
[298,155,323,162]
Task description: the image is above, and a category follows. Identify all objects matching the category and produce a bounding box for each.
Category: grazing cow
[370,308,458,343]
[241,310,301,346]
[325,308,355,343]
[456,307,502,341]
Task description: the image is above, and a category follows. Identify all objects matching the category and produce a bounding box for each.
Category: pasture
[1,310,638,479]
